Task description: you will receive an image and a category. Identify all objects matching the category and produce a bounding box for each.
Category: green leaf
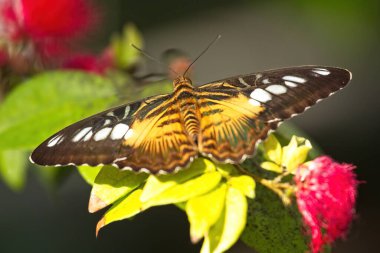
[142,171,222,209]
[201,187,248,253]
[0,149,28,191]
[138,80,173,99]
[260,161,283,173]
[112,23,143,69]
[186,183,227,243]
[215,163,238,178]
[0,71,117,150]
[88,166,148,213]
[276,122,322,159]
[96,189,143,236]
[140,158,215,202]
[77,165,102,185]
[241,184,308,253]
[282,136,312,173]
[263,134,282,164]
[214,187,248,253]
[201,208,224,253]
[228,175,256,199]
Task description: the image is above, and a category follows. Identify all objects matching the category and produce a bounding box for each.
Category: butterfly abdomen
[173,77,201,143]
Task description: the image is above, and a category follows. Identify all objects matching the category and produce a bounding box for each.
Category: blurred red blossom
[295,156,358,253]
[63,49,114,74]
[0,48,8,67]
[0,0,97,61]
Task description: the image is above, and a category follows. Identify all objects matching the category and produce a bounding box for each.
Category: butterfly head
[173,76,193,89]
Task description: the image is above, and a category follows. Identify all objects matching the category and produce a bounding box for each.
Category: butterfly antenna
[131,44,179,77]
[183,34,221,77]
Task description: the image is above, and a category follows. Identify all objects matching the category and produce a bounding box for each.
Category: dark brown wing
[196,66,351,163]
[30,94,197,174]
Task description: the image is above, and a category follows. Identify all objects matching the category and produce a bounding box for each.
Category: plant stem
[235,164,293,205]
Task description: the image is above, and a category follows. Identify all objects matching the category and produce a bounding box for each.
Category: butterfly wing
[30,94,197,173]
[197,66,351,163]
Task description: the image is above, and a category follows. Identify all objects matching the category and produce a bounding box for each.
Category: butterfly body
[30,66,351,174]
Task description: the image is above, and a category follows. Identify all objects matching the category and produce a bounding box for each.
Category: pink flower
[0,0,97,60]
[294,156,358,253]
[63,50,113,74]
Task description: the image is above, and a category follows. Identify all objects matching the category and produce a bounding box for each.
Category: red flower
[0,48,8,67]
[0,0,97,60]
[63,50,113,74]
[294,156,358,253]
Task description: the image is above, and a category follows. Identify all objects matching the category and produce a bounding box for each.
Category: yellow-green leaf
[142,171,222,209]
[186,183,227,243]
[77,165,102,185]
[260,161,283,173]
[215,163,238,178]
[140,158,215,202]
[285,145,312,173]
[0,149,28,191]
[89,166,148,213]
[228,175,256,199]
[201,208,225,253]
[263,134,282,164]
[96,189,143,236]
[201,187,248,253]
[282,136,312,173]
[214,187,248,253]
[281,136,299,168]
[112,23,143,69]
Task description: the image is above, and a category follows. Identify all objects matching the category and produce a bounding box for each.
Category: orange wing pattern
[196,86,269,163]
[115,98,198,173]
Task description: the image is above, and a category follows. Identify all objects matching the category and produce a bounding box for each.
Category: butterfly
[30,66,351,174]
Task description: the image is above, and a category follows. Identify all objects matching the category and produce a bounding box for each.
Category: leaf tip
[96,217,106,237]
[88,193,107,213]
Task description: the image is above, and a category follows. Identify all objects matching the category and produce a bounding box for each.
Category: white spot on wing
[249,98,261,106]
[94,127,112,141]
[283,75,306,83]
[47,134,63,147]
[83,131,93,141]
[265,84,287,95]
[113,157,127,162]
[111,123,129,140]
[106,111,115,117]
[238,77,249,87]
[72,127,92,142]
[250,88,272,102]
[284,81,298,87]
[123,106,131,119]
[124,129,134,140]
[262,78,270,84]
[312,68,330,76]
[103,119,111,126]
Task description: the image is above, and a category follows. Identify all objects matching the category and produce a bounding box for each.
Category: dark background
[1,0,379,252]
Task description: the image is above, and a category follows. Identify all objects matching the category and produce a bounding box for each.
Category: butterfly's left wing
[31,94,198,173]
[196,66,351,163]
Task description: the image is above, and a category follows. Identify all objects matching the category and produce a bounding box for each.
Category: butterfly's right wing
[196,66,351,163]
[31,94,197,173]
